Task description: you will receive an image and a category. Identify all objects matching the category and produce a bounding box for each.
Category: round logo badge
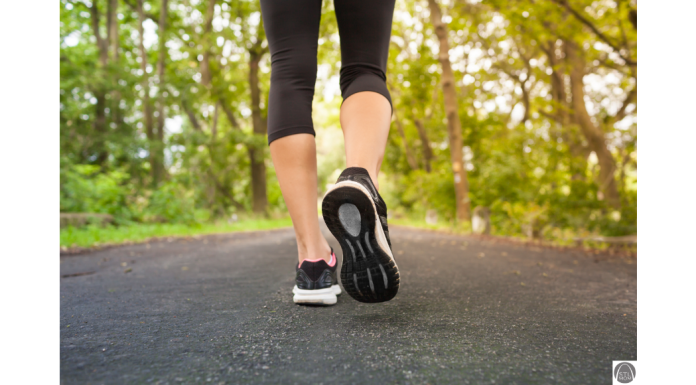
[614,362,636,383]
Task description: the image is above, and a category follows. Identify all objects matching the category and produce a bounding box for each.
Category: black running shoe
[322,167,399,303]
[293,249,342,305]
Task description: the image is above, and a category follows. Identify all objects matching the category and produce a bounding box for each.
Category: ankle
[297,239,332,264]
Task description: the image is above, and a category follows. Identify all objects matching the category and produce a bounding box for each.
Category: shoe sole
[322,181,400,303]
[293,285,341,305]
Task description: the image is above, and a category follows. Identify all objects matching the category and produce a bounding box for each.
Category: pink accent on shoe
[298,252,336,267]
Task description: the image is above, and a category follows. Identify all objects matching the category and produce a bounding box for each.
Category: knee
[339,64,392,109]
[270,50,318,90]
[266,47,319,145]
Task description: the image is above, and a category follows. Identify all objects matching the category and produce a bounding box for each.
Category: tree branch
[606,86,637,126]
[181,99,201,131]
[552,0,636,66]
[220,99,241,129]
[539,109,562,124]
[122,0,158,21]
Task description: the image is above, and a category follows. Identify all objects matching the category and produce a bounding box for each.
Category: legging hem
[341,89,394,116]
[267,125,316,145]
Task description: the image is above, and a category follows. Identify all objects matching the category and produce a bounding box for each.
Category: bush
[60,163,136,224]
[60,163,199,226]
[143,180,198,225]
[398,169,457,223]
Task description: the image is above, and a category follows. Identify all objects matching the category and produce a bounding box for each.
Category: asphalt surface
[60,225,637,384]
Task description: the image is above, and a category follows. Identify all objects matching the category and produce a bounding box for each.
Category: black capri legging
[260,0,396,145]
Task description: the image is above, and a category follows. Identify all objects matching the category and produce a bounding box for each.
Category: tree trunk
[427,0,471,223]
[201,0,216,86]
[136,0,156,185]
[89,1,109,166]
[153,0,169,187]
[520,81,530,124]
[542,40,589,180]
[108,0,125,159]
[544,41,568,124]
[107,0,119,59]
[564,40,621,208]
[413,118,433,172]
[248,44,268,214]
[90,2,108,66]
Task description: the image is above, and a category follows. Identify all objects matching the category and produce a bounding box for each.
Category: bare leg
[340,91,392,190]
[270,134,332,264]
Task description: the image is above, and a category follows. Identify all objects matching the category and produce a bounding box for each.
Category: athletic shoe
[293,249,342,305]
[322,167,399,303]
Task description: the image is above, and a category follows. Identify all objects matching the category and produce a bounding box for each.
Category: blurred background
[59,0,637,248]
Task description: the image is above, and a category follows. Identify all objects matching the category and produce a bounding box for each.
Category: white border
[0,0,58,383]
[640,1,696,382]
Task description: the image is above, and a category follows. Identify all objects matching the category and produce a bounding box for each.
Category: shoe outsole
[322,183,399,303]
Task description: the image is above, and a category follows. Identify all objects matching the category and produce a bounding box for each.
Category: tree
[153,0,169,187]
[247,23,269,214]
[86,0,114,166]
[59,0,637,238]
[564,39,621,207]
[136,0,157,186]
[427,0,471,223]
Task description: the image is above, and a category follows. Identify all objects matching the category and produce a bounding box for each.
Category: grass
[60,217,293,249]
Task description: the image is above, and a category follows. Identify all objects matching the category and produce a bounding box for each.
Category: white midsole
[293,284,342,296]
[292,285,341,305]
[324,180,397,267]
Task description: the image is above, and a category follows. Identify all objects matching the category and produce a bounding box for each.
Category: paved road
[60,225,636,384]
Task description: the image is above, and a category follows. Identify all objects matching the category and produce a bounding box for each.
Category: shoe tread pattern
[322,186,399,303]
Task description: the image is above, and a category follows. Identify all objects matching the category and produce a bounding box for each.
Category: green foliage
[399,170,457,223]
[61,161,198,225]
[60,0,637,244]
[381,0,637,240]
[144,181,198,224]
[60,162,136,224]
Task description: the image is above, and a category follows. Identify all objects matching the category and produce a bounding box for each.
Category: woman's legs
[270,135,331,263]
[334,0,396,189]
[261,0,395,263]
[261,0,330,263]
